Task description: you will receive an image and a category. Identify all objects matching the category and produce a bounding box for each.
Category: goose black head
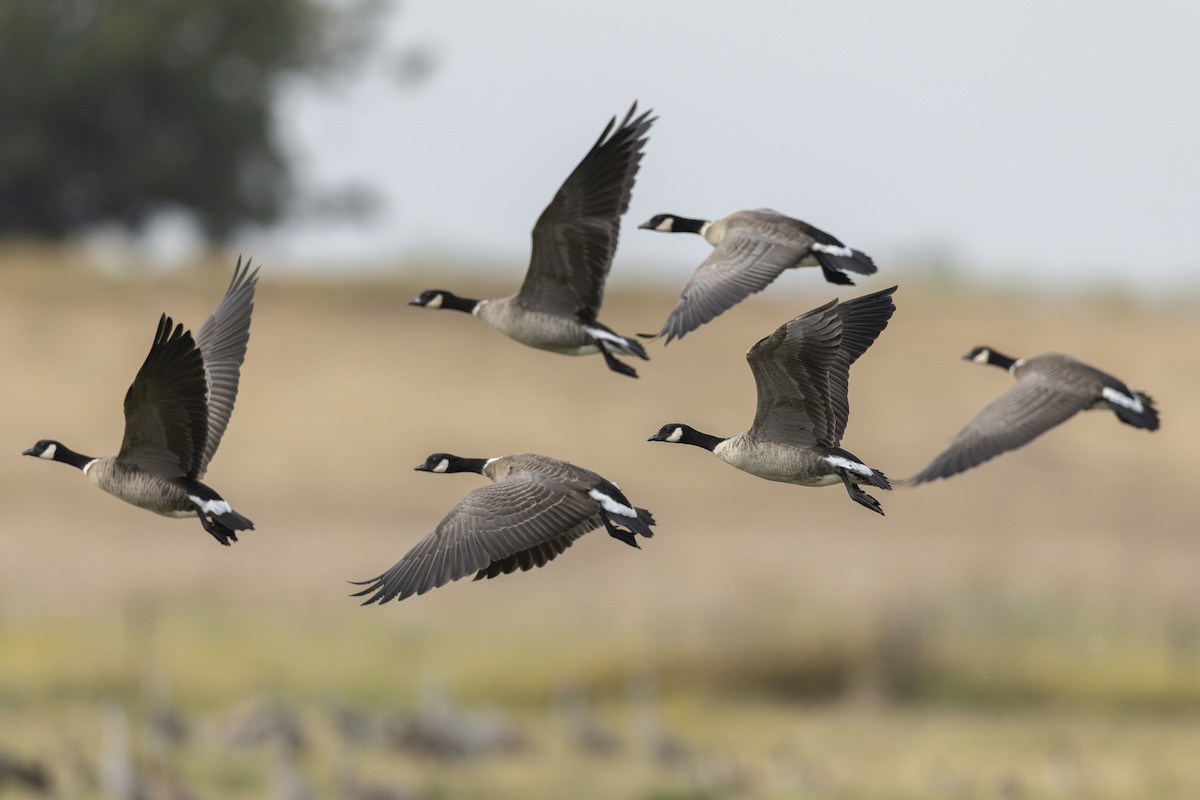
[408,289,478,313]
[409,289,451,308]
[22,439,61,459]
[963,346,1016,370]
[414,453,488,474]
[638,214,678,232]
[647,423,726,451]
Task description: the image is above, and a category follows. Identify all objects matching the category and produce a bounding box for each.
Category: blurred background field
[1,247,1198,799]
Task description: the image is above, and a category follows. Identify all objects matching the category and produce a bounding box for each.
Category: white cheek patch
[432,459,450,473]
[1102,386,1144,412]
[824,455,874,477]
[423,293,444,309]
[656,218,675,232]
[39,443,59,460]
[589,488,636,518]
[190,496,232,516]
[812,243,854,258]
[665,427,685,443]
[972,349,991,364]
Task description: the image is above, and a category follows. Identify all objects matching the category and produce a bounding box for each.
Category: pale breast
[476,299,594,353]
[85,458,196,517]
[713,436,839,487]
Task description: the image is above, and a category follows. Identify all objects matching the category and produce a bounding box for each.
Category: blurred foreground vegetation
[3,595,1200,799]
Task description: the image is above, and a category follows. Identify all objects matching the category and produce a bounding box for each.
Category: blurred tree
[0,0,387,240]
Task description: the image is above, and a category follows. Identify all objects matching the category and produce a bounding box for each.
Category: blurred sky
[237,0,1199,291]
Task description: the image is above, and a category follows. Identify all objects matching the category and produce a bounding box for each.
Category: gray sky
[245,0,1200,292]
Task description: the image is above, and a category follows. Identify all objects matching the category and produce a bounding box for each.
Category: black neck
[445,456,488,473]
[681,428,727,451]
[985,349,1017,370]
[437,292,480,314]
[671,216,706,234]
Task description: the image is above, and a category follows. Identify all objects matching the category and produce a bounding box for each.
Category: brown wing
[516,103,655,320]
[117,315,209,477]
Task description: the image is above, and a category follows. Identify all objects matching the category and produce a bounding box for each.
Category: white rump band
[589,489,636,518]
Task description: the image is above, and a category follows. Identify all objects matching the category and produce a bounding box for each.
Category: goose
[648,285,897,514]
[409,103,655,377]
[637,209,877,344]
[23,259,258,545]
[353,452,656,604]
[904,347,1159,485]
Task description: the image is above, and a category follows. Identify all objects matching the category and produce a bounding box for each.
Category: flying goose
[648,285,897,514]
[353,452,656,604]
[23,259,259,545]
[409,103,655,377]
[904,347,1159,485]
[637,209,877,344]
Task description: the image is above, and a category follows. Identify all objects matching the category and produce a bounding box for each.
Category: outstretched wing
[906,366,1094,484]
[652,213,817,344]
[746,286,896,446]
[118,315,209,477]
[517,103,655,320]
[193,258,259,478]
[351,474,604,604]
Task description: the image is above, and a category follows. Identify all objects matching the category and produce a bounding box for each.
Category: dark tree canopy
[0,0,384,240]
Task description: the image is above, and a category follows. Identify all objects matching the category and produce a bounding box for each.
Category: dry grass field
[1,246,1198,799]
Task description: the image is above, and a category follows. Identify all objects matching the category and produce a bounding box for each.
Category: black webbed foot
[599,344,639,378]
[838,469,885,516]
[601,513,641,548]
[200,515,238,546]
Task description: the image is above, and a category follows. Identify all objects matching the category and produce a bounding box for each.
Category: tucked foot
[600,344,640,378]
[198,507,253,546]
[200,515,239,545]
[839,469,885,515]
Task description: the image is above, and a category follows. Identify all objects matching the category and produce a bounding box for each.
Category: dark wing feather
[517,103,655,320]
[823,286,897,441]
[117,315,209,477]
[906,373,1093,484]
[192,258,258,478]
[352,476,603,604]
[473,517,599,580]
[745,286,896,446]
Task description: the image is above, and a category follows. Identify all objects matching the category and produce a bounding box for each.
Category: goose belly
[497,320,595,354]
[86,461,196,518]
[477,304,597,354]
[713,440,838,487]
